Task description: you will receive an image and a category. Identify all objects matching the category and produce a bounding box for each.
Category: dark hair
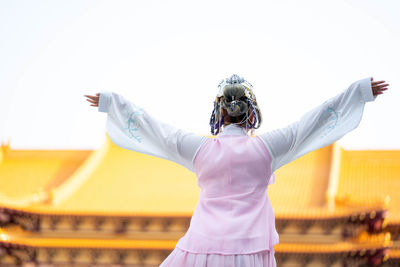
[209,84,262,136]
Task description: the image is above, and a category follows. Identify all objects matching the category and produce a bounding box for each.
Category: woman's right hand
[371,78,389,97]
[84,93,100,107]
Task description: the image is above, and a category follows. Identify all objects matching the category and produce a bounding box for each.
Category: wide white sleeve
[98,91,207,173]
[258,77,376,174]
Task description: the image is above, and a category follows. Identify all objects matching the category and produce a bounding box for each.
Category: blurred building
[0,134,399,267]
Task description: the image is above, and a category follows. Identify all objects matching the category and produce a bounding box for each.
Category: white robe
[98,77,376,266]
[98,77,376,178]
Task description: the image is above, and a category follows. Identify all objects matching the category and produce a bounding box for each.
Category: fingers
[377,88,388,94]
[373,84,389,91]
[372,80,386,85]
[369,77,390,97]
[371,79,388,87]
[371,79,389,88]
[372,83,389,89]
[86,100,98,107]
[373,88,388,95]
[86,98,97,104]
[375,88,387,95]
[84,94,99,100]
[84,94,100,107]
[373,82,389,87]
[371,78,388,91]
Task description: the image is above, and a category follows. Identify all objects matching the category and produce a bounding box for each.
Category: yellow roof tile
[1,135,400,222]
[336,150,400,222]
[0,149,90,199]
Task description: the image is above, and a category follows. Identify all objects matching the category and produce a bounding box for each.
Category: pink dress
[161,131,278,266]
[98,77,375,267]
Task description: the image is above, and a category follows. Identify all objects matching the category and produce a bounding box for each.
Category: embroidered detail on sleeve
[319,103,340,139]
[123,108,144,143]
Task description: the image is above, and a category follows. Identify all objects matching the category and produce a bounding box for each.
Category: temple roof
[268,144,334,216]
[336,149,400,223]
[0,147,90,203]
[0,134,399,220]
[1,135,199,216]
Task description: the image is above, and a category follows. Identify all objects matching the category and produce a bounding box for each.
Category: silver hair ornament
[209,74,262,135]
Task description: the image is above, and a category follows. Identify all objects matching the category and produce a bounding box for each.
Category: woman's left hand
[371,78,389,96]
[84,93,100,107]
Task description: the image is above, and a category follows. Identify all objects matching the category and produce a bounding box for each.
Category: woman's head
[209,74,262,136]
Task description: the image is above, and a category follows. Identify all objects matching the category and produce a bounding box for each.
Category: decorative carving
[71,217,83,231]
[8,247,33,264]
[67,249,79,264]
[299,220,313,234]
[159,250,171,262]
[322,254,338,266]
[302,254,313,265]
[25,248,36,262]
[46,248,56,263]
[91,249,102,264]
[162,219,172,232]
[140,219,150,231]
[276,219,289,232]
[115,218,130,234]
[114,250,127,265]
[322,221,336,235]
[14,214,40,232]
[138,250,148,265]
[0,211,11,225]
[0,247,6,257]
[93,217,105,231]
[49,216,61,230]
[275,253,288,264]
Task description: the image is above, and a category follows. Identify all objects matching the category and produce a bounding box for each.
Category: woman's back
[175,124,279,254]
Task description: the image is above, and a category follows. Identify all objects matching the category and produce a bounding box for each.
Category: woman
[84,75,388,267]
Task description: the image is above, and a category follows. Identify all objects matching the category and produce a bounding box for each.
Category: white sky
[0,0,399,150]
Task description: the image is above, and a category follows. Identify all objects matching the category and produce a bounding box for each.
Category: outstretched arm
[84,92,207,173]
[258,77,389,174]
